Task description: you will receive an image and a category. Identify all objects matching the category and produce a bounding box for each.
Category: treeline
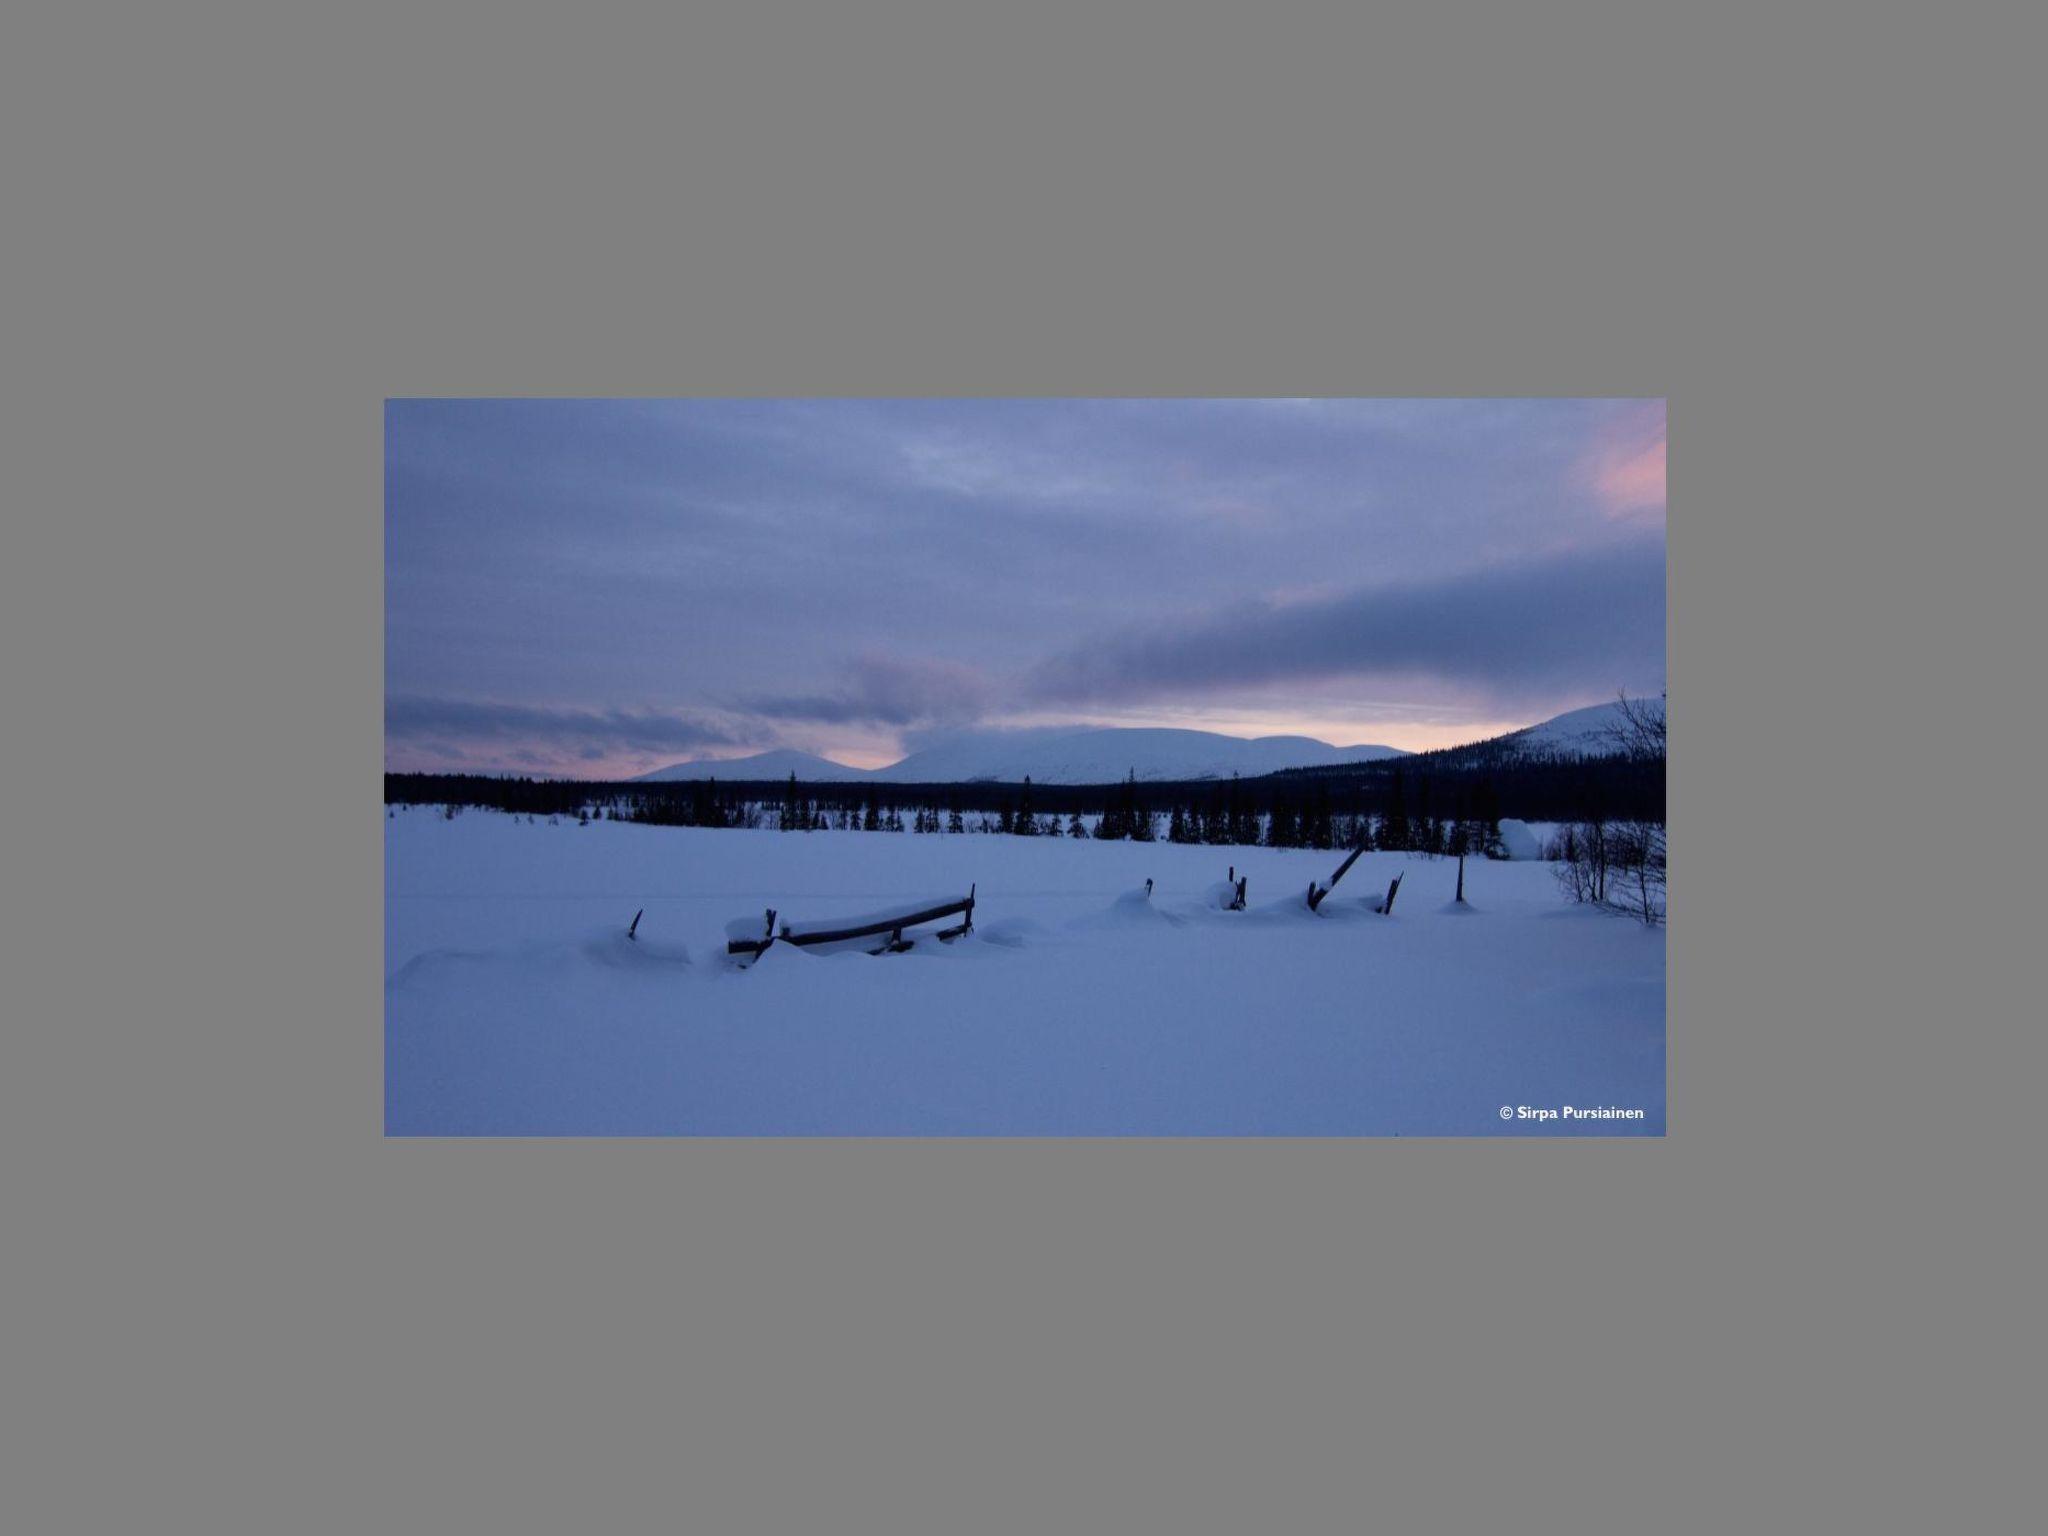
[1271,754,1661,825]
[383,773,635,819]
[387,750,1659,833]
[386,763,1602,854]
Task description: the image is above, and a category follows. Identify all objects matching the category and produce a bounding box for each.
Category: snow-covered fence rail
[726,885,977,960]
[1306,842,1369,912]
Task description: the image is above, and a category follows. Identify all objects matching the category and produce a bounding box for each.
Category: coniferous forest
[385,740,1661,850]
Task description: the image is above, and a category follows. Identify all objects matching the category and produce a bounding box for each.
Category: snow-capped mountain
[1426,698,1662,764]
[638,728,1410,785]
[1498,699,1659,756]
[636,747,874,783]
[875,728,1408,784]
[635,703,1660,784]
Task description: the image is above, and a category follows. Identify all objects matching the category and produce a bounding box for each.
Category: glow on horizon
[388,704,1567,779]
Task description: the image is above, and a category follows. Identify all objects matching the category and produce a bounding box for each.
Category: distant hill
[638,727,1410,785]
[1266,698,1665,782]
[1490,698,1660,759]
[636,705,1659,785]
[635,747,874,783]
[874,728,1409,784]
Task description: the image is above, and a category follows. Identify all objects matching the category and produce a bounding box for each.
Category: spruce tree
[1125,771,1153,841]
[1014,776,1038,834]
[1096,773,1140,840]
[1266,796,1296,848]
[1381,768,1409,852]
[1309,784,1335,850]
[1225,774,1253,846]
[1477,780,1506,859]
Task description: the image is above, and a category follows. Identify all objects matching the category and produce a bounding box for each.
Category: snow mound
[1067,883,1188,931]
[1498,819,1543,860]
[966,916,1043,949]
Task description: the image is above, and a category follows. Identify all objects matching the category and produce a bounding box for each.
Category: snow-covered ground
[386,812,1665,1135]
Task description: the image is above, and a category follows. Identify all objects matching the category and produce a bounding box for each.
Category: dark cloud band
[385,697,738,755]
[737,654,994,728]
[1027,536,1666,708]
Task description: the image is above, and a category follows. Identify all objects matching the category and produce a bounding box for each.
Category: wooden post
[628,908,643,940]
[1456,854,1465,903]
[1379,873,1402,915]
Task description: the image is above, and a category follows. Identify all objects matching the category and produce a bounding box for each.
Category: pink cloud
[1591,413,1667,519]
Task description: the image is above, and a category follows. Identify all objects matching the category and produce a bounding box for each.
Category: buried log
[728,887,975,959]
[1306,840,1371,912]
[627,908,643,941]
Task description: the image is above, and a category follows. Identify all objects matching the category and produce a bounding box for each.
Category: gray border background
[6,4,2034,1532]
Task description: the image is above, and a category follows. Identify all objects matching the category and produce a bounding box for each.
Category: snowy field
[386,811,1665,1135]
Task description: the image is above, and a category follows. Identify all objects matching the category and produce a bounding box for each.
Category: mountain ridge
[639,725,1409,785]
[635,702,1662,785]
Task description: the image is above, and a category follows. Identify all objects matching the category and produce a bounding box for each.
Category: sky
[386,398,1665,775]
